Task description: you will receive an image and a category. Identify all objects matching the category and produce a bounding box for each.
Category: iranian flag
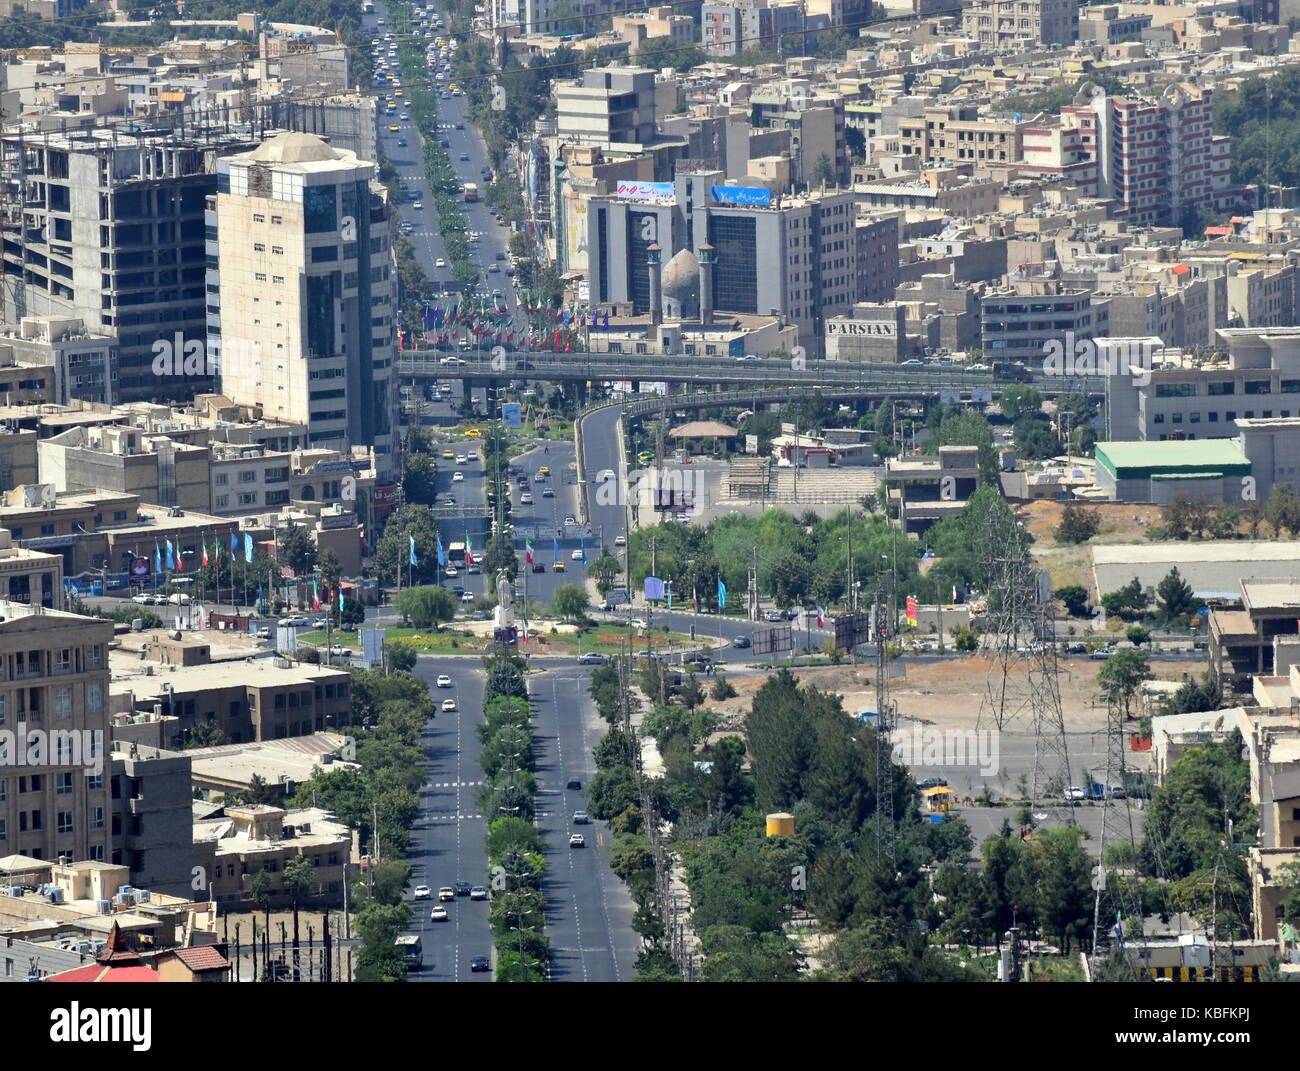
[201,539,209,567]
[465,536,475,566]
[525,539,534,564]
[816,606,826,628]
[312,581,321,612]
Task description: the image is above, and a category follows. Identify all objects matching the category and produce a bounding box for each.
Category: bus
[396,934,422,971]
[448,541,467,566]
[462,183,479,202]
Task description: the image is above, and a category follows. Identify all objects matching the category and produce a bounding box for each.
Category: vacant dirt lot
[704,655,1194,736]
[1019,500,1165,596]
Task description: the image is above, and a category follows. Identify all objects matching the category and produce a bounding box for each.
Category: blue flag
[436,534,446,567]
[244,532,254,564]
[718,578,727,609]
[552,536,560,561]
[230,531,238,555]
[165,539,175,571]
[644,577,665,601]
[154,541,162,575]
[422,303,432,331]
[409,534,418,566]
[580,535,587,565]
[256,583,264,615]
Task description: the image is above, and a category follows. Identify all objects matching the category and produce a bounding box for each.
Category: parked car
[577,652,606,665]
[1065,786,1088,801]
[131,593,157,605]
[917,777,948,790]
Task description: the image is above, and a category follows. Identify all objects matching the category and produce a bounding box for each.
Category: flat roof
[111,655,348,697]
[1093,541,1300,598]
[1096,439,1249,477]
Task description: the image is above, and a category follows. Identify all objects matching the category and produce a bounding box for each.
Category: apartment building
[0,127,258,404]
[700,0,807,57]
[885,446,981,535]
[961,0,1079,47]
[210,132,398,481]
[897,107,1024,172]
[0,602,114,864]
[980,278,1108,364]
[0,317,115,406]
[0,529,63,610]
[555,66,662,150]
[107,741,195,899]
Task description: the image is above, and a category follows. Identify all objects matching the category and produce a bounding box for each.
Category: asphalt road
[406,655,494,981]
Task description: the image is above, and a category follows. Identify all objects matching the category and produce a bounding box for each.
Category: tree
[403,452,439,505]
[278,523,317,577]
[551,583,589,622]
[183,720,228,749]
[319,549,342,594]
[999,384,1044,423]
[283,854,316,977]
[1054,504,1100,545]
[1125,625,1151,647]
[1054,584,1091,617]
[1097,649,1153,722]
[1012,415,1060,460]
[330,596,366,630]
[1156,566,1198,622]
[709,675,737,701]
[1100,576,1148,618]
[811,151,835,190]
[1162,674,1223,717]
[679,674,705,712]
[396,585,456,628]
[387,640,417,672]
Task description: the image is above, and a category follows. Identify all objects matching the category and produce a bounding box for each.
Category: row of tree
[476,650,549,980]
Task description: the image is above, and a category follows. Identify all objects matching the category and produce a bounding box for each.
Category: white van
[597,468,615,482]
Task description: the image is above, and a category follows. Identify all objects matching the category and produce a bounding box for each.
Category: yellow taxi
[553,561,566,572]
[441,449,455,459]
[389,124,400,132]
[537,466,550,476]
[464,428,482,438]
[395,89,404,97]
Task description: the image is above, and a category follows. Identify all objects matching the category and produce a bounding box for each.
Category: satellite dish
[40,484,56,505]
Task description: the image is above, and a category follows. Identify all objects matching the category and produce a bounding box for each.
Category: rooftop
[1095,439,1250,475]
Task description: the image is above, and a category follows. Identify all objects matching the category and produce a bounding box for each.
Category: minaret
[698,243,715,326]
[647,243,662,325]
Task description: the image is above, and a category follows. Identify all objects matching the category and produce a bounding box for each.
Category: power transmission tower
[976,506,1075,824]
[873,578,897,868]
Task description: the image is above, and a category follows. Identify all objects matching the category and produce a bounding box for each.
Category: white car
[631,618,648,629]
[614,535,626,547]
[455,454,467,465]
[444,565,459,577]
[435,258,446,268]
[167,592,192,605]
[1065,786,1088,801]
[440,356,466,366]
[460,591,475,604]
[452,471,464,482]
[436,674,453,688]
[519,492,533,504]
[430,905,448,921]
[131,593,156,605]
[569,834,586,848]
[571,549,584,561]
[442,697,457,712]
[413,885,432,900]
[278,615,309,627]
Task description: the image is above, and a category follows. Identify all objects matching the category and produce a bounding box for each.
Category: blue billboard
[708,185,772,206]
[502,402,523,429]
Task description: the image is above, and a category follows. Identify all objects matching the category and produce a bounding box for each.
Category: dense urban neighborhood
[0,0,1296,1030]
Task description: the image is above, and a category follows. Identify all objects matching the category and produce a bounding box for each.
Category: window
[1155,383,1196,398]
[252,213,265,223]
[271,215,283,225]
[253,243,265,252]
[56,772,72,795]
[1245,381,1272,395]
[255,272,267,282]
[54,688,71,719]
[1153,413,1165,424]
[57,812,73,834]
[86,682,102,716]
[89,806,104,830]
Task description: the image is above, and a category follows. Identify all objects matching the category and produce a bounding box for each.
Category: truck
[993,361,1033,382]
[462,182,479,203]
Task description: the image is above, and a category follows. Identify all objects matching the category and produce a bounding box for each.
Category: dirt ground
[703,656,1194,738]
[1019,500,1166,596]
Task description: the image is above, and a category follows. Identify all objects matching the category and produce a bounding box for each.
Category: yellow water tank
[766,812,795,837]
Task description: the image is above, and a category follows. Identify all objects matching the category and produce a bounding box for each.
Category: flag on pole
[312,581,321,612]
[526,539,534,564]
[693,588,699,614]
[165,539,175,571]
[579,535,587,565]
[154,541,162,575]
[465,536,475,566]
[409,535,418,567]
[552,535,560,562]
[256,583,264,615]
[436,534,446,567]
[338,587,345,611]
[816,606,825,628]
[717,578,727,609]
[906,596,918,626]
[230,531,239,555]
[244,532,254,564]
[202,539,209,567]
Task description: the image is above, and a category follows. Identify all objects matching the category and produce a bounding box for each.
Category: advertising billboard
[502,402,523,429]
[616,181,674,202]
[708,185,772,206]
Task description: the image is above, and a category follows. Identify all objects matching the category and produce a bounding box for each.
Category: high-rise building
[0,128,258,405]
[0,602,114,864]
[209,133,397,480]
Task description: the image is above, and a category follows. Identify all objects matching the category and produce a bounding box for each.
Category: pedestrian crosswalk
[429,780,483,788]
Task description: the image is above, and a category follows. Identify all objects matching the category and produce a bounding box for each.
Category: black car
[566,778,582,789]
[453,881,472,897]
[732,635,751,649]
[515,360,534,370]
[452,585,465,595]
[470,955,490,973]
[531,562,545,573]
[917,777,948,790]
